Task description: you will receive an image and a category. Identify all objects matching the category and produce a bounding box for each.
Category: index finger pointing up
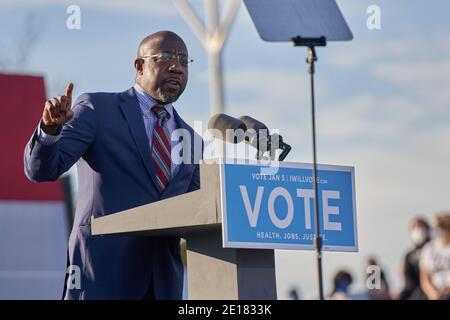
[64,82,74,99]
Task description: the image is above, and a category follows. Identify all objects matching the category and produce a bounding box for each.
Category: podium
[91,161,277,300]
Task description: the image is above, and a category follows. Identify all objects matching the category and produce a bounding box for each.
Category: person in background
[398,217,431,300]
[328,270,353,300]
[366,257,391,300]
[420,213,450,300]
[288,287,301,300]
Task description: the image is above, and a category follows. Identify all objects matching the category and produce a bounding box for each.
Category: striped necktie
[151,105,172,193]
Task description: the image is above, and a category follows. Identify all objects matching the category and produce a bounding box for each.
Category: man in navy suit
[24,31,202,299]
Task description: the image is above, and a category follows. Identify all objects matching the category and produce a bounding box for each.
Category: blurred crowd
[289,212,450,300]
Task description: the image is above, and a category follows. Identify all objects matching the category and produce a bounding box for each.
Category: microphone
[268,133,291,161]
[238,115,270,152]
[238,116,268,132]
[208,113,247,143]
[238,115,292,161]
[207,114,292,161]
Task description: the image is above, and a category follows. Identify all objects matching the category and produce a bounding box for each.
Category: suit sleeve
[24,94,97,182]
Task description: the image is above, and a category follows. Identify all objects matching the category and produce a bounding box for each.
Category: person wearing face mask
[398,217,431,300]
[420,213,450,300]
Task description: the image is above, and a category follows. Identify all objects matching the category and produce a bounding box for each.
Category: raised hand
[41,82,75,135]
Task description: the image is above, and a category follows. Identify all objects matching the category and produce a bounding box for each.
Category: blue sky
[1,0,450,298]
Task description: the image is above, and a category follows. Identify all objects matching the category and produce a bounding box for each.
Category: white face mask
[410,227,427,245]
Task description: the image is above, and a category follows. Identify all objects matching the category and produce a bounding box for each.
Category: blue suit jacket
[24,87,201,299]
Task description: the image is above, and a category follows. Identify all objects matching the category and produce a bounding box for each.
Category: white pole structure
[174,0,240,115]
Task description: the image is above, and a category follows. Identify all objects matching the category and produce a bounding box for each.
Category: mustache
[164,77,182,85]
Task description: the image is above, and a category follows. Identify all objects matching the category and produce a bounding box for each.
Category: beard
[156,86,185,104]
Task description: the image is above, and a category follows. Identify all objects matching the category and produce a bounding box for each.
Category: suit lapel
[119,88,196,197]
[119,88,159,191]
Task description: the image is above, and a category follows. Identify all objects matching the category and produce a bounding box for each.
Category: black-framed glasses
[141,52,194,67]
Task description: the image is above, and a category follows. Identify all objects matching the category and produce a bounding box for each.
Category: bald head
[137,31,187,59]
[134,31,189,104]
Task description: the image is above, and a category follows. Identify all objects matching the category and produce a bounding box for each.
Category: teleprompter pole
[293,36,326,300]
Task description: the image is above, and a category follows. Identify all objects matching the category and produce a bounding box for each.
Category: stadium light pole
[174,0,240,115]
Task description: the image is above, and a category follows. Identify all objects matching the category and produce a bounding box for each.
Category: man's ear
[134,58,144,75]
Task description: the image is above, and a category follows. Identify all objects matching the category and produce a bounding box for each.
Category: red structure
[0,73,63,201]
[0,73,67,299]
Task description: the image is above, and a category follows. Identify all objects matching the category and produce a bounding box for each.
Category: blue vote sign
[219,160,358,251]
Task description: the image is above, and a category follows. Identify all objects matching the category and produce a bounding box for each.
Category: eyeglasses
[141,52,194,67]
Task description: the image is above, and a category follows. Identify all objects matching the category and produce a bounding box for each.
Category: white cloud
[317,93,428,144]
[328,37,430,68]
[324,34,450,146]
[223,67,329,152]
[373,57,450,108]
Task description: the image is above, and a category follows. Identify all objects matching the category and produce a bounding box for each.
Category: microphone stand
[255,133,291,162]
[293,35,327,300]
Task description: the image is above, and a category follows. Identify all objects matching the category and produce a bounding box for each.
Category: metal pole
[208,50,224,115]
[174,0,240,116]
[307,46,324,300]
[204,0,223,115]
